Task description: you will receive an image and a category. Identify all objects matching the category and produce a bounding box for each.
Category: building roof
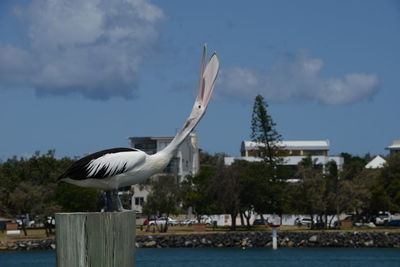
[128,133,197,142]
[128,136,173,141]
[365,155,386,169]
[386,140,400,150]
[242,140,330,151]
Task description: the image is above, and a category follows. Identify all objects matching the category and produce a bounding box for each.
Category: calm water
[1,248,400,267]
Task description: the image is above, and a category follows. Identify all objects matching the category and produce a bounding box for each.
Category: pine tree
[250,95,284,218]
[250,94,282,166]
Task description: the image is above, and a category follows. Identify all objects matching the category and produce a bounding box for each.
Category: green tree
[142,175,180,232]
[0,151,75,217]
[250,94,282,166]
[379,153,400,212]
[286,157,327,228]
[55,183,102,212]
[340,152,368,180]
[8,181,60,235]
[180,166,218,220]
[208,163,241,231]
[232,160,276,228]
[250,94,284,222]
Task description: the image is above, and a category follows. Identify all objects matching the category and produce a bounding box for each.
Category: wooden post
[56,211,136,267]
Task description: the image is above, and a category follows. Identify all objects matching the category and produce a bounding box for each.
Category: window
[134,197,144,206]
[303,150,325,156]
[158,141,170,150]
[164,158,179,174]
[134,141,157,154]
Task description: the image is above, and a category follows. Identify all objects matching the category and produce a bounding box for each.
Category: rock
[364,240,374,247]
[287,241,295,247]
[309,235,318,243]
[200,238,210,245]
[143,241,157,247]
[0,241,8,250]
[50,244,56,250]
[184,240,193,247]
[240,238,249,247]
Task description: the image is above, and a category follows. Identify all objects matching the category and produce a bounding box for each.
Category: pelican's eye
[198,104,201,109]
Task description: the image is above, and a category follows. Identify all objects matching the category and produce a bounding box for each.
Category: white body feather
[61,151,170,190]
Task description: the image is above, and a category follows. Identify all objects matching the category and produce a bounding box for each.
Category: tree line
[1,149,399,232]
[0,150,103,222]
[141,150,400,231]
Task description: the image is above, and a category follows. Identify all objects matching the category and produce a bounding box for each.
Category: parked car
[143,216,157,226]
[180,216,213,226]
[148,217,178,226]
[295,217,312,227]
[16,216,35,227]
[374,212,390,226]
[199,215,212,225]
[180,218,197,226]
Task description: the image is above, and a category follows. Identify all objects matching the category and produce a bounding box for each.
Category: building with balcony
[240,140,330,157]
[225,140,343,180]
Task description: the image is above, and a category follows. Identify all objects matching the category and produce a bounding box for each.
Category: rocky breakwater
[136,231,400,248]
[0,239,55,251]
[1,231,399,250]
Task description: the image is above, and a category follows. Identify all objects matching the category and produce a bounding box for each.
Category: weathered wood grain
[56,211,136,267]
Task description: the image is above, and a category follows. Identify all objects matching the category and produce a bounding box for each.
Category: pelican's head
[189,100,207,123]
[180,46,219,136]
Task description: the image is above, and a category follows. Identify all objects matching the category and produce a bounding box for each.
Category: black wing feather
[58,147,138,180]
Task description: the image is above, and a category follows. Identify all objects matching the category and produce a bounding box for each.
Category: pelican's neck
[160,125,192,159]
[160,103,202,159]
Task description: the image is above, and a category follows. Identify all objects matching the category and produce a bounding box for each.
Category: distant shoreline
[1,231,400,251]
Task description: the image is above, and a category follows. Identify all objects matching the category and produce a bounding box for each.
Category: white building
[225,140,343,179]
[386,140,400,155]
[128,133,200,213]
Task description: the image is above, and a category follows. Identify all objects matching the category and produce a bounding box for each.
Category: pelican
[58,45,219,211]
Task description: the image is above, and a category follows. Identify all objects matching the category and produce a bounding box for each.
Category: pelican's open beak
[196,45,220,109]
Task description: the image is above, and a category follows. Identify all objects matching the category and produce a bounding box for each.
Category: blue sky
[0,0,399,160]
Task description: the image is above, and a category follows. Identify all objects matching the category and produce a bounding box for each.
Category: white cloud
[0,0,164,99]
[219,52,379,105]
